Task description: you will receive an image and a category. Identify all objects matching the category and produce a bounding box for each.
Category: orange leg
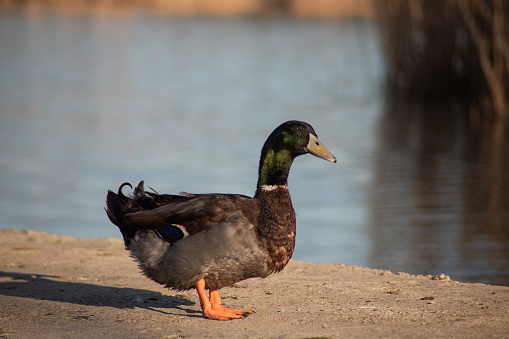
[195,279,253,320]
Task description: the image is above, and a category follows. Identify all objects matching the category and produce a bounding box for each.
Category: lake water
[1,9,508,286]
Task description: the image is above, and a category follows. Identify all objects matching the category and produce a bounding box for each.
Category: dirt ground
[1,229,508,338]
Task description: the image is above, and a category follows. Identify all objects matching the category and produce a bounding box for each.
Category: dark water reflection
[370,102,509,285]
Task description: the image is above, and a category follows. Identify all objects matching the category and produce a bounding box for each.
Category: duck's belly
[130,214,270,290]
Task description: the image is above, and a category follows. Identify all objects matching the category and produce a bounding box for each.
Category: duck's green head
[257,120,336,187]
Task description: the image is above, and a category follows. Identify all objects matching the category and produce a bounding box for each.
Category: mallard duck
[105,120,336,320]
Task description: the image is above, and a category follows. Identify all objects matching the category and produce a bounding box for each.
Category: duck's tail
[105,181,146,246]
[107,181,191,246]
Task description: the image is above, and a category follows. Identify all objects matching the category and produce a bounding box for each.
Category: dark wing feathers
[123,182,259,238]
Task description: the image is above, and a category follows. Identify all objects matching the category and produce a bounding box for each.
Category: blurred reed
[375,0,509,123]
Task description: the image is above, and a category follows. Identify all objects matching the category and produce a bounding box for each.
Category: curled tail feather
[106,181,187,246]
[105,182,141,246]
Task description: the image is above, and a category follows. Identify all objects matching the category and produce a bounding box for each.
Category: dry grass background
[0,0,374,17]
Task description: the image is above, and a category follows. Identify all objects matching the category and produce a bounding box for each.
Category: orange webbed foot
[195,279,253,320]
[210,290,254,317]
[202,306,244,320]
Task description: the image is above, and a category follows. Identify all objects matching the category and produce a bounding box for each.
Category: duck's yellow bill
[306,134,337,163]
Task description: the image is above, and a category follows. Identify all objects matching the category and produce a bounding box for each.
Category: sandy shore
[1,229,508,338]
